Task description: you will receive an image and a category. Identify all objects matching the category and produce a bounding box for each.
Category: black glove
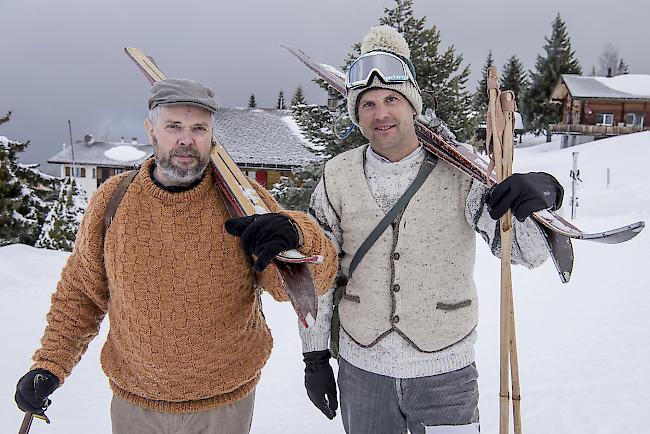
[303,350,338,419]
[487,172,564,222]
[224,213,299,272]
[15,368,59,414]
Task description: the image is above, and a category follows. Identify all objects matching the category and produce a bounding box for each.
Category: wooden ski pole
[500,89,523,434]
[486,65,512,434]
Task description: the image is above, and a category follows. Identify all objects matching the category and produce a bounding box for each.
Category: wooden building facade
[549,74,650,143]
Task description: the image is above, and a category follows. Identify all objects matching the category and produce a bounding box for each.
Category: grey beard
[153,136,209,185]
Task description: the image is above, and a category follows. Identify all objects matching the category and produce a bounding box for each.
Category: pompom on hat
[347,25,423,125]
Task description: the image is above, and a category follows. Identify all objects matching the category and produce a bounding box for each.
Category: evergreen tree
[522,13,582,135]
[276,90,286,110]
[248,94,257,108]
[0,112,56,246]
[36,178,87,251]
[291,85,307,106]
[472,50,494,124]
[500,55,529,106]
[270,162,323,212]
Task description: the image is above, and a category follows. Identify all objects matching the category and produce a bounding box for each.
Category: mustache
[371,119,398,127]
[170,147,200,158]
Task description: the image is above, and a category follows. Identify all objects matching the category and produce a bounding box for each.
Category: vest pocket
[436,299,471,311]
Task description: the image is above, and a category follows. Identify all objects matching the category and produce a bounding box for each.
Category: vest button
[393,284,400,292]
[393,315,400,323]
[393,252,400,260]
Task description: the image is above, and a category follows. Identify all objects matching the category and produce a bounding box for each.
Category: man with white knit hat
[299,25,564,433]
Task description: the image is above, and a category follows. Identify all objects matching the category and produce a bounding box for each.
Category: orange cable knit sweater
[32,158,337,413]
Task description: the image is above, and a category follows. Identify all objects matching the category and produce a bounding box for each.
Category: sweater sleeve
[464,178,549,269]
[249,181,338,302]
[31,175,126,384]
[298,177,341,352]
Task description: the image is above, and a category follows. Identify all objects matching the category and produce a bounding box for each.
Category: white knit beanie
[347,25,423,125]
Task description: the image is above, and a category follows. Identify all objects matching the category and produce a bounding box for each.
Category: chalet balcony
[549,123,649,136]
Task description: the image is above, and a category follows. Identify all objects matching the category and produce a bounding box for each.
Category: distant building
[213,108,321,188]
[48,108,321,198]
[48,135,152,198]
[549,74,650,146]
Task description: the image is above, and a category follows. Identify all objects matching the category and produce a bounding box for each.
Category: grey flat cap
[148,78,217,113]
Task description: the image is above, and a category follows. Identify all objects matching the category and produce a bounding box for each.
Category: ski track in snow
[1,132,649,433]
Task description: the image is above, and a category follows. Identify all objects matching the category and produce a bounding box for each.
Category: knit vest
[324,146,478,352]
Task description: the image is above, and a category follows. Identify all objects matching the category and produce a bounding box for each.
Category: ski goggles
[346,51,421,93]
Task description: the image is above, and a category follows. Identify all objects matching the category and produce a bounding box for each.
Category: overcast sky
[2,0,649,166]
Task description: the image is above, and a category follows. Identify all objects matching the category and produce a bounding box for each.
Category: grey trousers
[110,390,255,434]
[338,358,480,434]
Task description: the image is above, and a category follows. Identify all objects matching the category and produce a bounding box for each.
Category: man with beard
[299,27,563,433]
[14,78,337,433]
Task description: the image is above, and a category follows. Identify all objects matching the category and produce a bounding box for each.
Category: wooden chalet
[549,74,650,146]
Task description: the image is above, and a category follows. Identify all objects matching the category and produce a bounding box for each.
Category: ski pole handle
[18,374,52,434]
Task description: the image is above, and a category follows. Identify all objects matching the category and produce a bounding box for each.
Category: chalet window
[625,113,645,127]
[65,166,70,177]
[114,168,124,175]
[92,168,96,179]
[596,113,614,126]
[69,167,85,178]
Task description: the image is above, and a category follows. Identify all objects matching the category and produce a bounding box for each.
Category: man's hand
[225,213,299,272]
[487,172,564,222]
[15,369,59,414]
[303,350,338,419]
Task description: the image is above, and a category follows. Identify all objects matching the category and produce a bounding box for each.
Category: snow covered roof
[213,108,320,168]
[48,109,320,169]
[48,140,153,167]
[551,74,650,101]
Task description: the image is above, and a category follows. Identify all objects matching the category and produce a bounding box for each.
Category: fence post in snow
[607,168,610,189]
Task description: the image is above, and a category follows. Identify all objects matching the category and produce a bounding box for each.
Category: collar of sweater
[366,145,425,176]
[139,157,213,204]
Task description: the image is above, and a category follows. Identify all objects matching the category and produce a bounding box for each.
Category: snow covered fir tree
[291,86,306,106]
[522,13,582,136]
[0,112,87,249]
[35,177,87,251]
[0,112,57,246]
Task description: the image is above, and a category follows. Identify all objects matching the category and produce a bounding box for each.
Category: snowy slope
[1,132,649,433]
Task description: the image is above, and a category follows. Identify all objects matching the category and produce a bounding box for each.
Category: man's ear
[144,118,154,144]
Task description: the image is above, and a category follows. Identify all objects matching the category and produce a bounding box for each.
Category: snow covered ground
[2,132,649,433]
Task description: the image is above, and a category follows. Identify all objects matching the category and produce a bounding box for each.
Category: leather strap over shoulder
[103,170,139,238]
[348,153,437,278]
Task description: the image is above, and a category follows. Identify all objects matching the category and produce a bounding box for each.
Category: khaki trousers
[110,390,255,434]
